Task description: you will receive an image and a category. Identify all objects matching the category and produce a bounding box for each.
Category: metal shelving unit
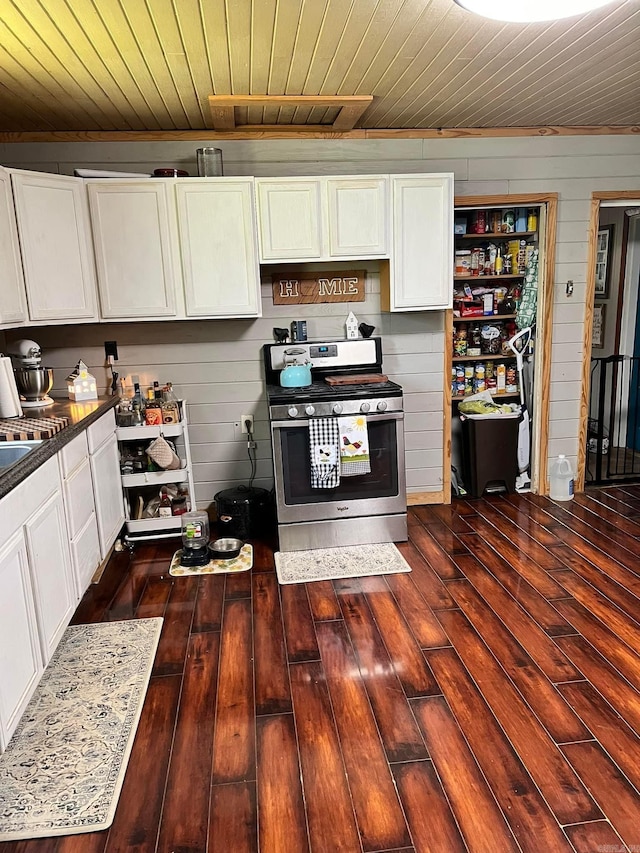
[115,400,196,542]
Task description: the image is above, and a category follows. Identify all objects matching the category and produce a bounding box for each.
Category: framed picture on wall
[594,224,614,298]
[593,302,606,349]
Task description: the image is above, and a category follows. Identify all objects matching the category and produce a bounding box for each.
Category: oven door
[271,411,406,523]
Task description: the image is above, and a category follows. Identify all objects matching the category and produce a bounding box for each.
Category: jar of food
[502,209,515,233]
[454,324,468,356]
[468,323,482,357]
[455,249,472,275]
[481,324,501,355]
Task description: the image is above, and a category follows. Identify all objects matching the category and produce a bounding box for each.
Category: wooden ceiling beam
[207,95,373,132]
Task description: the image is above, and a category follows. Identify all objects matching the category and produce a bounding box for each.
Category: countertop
[0,396,120,500]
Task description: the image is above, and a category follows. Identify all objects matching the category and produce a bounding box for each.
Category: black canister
[214,485,271,540]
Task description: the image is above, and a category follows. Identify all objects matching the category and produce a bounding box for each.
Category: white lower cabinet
[0,531,42,751]
[90,431,125,559]
[0,456,74,751]
[60,432,101,597]
[25,491,76,664]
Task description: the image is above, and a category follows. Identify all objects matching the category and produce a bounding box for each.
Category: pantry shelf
[453,354,517,362]
[452,392,520,402]
[456,231,536,240]
[454,274,525,281]
[453,314,518,322]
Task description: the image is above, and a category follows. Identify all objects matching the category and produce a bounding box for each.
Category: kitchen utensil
[0,415,69,441]
[209,537,243,560]
[325,373,388,385]
[7,340,55,408]
[279,348,312,388]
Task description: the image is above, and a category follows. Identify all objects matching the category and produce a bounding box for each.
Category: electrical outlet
[241,415,254,434]
[104,340,118,360]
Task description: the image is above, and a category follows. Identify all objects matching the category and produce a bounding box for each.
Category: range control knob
[377,401,388,412]
[305,405,316,416]
[332,403,343,414]
[360,401,371,413]
[287,406,299,418]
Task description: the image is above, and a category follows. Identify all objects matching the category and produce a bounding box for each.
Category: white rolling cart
[115,400,196,543]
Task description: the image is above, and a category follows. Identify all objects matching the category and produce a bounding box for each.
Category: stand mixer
[7,339,55,408]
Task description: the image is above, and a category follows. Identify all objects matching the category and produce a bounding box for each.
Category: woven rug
[0,618,162,841]
[169,543,253,576]
[274,542,411,585]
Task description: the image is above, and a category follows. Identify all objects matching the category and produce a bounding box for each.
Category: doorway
[580,194,640,487]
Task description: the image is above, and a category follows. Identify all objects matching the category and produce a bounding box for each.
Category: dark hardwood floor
[2,488,640,852]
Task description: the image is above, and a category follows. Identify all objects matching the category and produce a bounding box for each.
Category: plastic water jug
[549,455,574,501]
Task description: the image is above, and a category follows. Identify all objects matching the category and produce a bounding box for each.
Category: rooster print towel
[338,415,371,476]
[309,418,340,488]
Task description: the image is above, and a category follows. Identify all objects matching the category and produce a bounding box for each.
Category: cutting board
[325,373,388,386]
[0,415,70,441]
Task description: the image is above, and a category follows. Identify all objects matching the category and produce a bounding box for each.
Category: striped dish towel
[338,415,371,476]
[309,418,340,488]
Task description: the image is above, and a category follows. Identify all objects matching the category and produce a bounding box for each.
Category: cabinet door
[388,174,454,311]
[256,179,322,261]
[87,181,178,318]
[327,177,389,257]
[176,180,261,317]
[0,531,42,751]
[90,433,125,559]
[0,167,28,326]
[25,491,76,664]
[10,171,98,322]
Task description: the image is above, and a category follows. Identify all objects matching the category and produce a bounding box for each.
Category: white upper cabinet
[326,177,388,257]
[10,170,98,322]
[176,179,261,318]
[257,179,322,261]
[87,180,178,319]
[384,174,454,311]
[256,176,388,263]
[0,167,28,327]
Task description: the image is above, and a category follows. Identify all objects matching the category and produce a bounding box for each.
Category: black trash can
[214,485,272,540]
[461,414,520,498]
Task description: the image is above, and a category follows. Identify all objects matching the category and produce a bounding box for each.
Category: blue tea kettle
[280,348,312,388]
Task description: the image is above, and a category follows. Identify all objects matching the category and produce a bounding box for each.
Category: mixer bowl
[14,367,54,401]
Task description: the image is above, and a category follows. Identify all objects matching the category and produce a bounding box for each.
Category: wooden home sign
[272,270,365,305]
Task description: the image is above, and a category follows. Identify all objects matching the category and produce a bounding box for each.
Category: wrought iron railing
[588,355,640,485]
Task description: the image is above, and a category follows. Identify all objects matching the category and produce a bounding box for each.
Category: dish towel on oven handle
[309,418,341,488]
[338,414,371,476]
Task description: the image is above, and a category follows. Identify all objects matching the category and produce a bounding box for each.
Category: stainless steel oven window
[270,412,406,524]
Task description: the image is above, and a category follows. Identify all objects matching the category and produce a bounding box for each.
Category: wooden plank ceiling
[0,0,638,134]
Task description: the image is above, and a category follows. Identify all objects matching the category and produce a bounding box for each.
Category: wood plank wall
[2,135,640,508]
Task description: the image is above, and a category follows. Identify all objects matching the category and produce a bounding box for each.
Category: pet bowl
[209,537,244,560]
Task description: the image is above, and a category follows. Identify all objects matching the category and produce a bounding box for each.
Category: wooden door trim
[447,192,558,502]
[577,190,640,491]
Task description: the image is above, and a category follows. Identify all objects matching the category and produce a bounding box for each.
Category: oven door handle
[271,411,404,429]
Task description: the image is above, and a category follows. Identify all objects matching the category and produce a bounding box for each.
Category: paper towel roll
[0,356,23,418]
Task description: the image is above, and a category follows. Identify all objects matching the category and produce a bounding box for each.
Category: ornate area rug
[0,618,162,841]
[169,543,253,576]
[274,542,411,585]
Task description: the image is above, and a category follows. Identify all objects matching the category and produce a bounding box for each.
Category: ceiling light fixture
[455,0,615,22]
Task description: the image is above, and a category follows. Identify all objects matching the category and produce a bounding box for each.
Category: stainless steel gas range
[264,337,407,552]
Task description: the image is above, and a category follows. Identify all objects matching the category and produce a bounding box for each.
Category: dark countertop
[0,396,120,500]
